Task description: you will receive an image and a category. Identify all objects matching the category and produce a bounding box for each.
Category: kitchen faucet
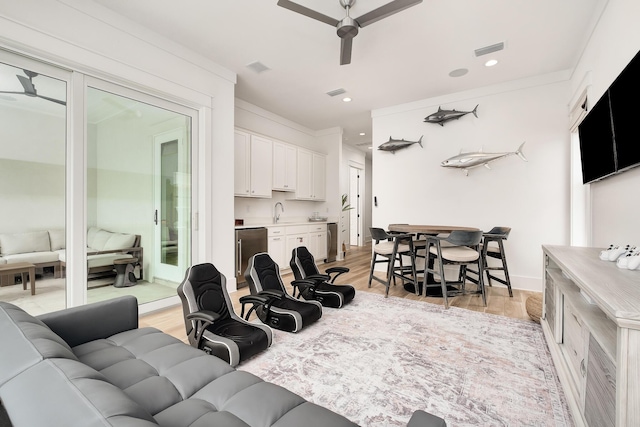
[274,202,284,223]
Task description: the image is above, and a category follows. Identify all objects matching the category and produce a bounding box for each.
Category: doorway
[349,166,363,246]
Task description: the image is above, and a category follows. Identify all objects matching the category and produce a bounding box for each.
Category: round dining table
[387,224,481,296]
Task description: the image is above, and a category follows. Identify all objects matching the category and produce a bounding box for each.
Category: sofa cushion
[73,327,357,427]
[0,257,5,265]
[0,230,50,256]
[49,228,66,251]
[88,253,134,268]
[0,302,77,387]
[0,358,158,427]
[3,251,60,264]
[87,227,136,251]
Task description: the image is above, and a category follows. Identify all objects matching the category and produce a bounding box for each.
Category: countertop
[234,218,337,229]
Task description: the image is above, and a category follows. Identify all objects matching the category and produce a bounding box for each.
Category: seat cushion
[3,251,60,264]
[374,241,410,255]
[88,253,133,268]
[0,231,51,256]
[430,245,479,262]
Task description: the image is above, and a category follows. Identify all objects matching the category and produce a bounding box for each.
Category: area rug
[240,292,573,427]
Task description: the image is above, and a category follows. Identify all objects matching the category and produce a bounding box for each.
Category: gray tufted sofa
[0,296,445,427]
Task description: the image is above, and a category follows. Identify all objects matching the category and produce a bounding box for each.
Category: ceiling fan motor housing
[337,17,358,38]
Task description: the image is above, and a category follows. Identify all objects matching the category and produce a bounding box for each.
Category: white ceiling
[14,1,610,150]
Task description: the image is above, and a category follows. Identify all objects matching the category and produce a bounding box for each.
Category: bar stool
[368,228,418,297]
[480,226,513,297]
[423,230,485,309]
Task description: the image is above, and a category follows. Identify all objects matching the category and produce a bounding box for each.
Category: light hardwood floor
[141,243,540,342]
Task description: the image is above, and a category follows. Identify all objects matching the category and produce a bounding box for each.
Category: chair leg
[498,241,513,297]
[368,252,377,288]
[478,256,487,306]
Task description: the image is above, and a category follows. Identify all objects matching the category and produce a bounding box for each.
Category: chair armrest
[186,310,221,325]
[305,273,331,282]
[291,279,316,298]
[239,295,271,305]
[324,266,349,283]
[257,289,285,299]
[406,410,447,427]
[38,296,138,347]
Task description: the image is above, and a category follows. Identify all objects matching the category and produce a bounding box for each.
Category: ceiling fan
[277,0,423,65]
[0,69,66,106]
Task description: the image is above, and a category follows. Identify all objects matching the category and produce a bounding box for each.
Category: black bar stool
[480,226,513,297]
[368,228,418,297]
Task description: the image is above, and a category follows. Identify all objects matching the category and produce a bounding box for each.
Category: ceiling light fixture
[359,132,365,136]
[448,68,468,78]
[343,97,352,102]
[485,59,498,67]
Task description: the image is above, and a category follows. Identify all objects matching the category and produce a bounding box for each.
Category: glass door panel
[0,60,67,315]
[86,86,192,305]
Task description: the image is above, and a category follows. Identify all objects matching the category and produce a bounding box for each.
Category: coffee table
[0,262,36,295]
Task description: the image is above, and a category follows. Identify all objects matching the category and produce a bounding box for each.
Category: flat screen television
[578,49,640,184]
[578,91,616,184]
[609,50,640,172]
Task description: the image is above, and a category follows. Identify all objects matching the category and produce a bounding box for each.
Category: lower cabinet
[267,224,327,271]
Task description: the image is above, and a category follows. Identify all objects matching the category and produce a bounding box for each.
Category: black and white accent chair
[289,246,355,308]
[243,252,322,333]
[177,263,272,367]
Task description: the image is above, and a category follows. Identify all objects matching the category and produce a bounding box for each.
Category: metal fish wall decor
[441,142,527,176]
[424,105,478,126]
[377,135,423,154]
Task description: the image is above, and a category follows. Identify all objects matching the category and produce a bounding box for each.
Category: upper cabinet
[294,149,326,201]
[234,130,273,198]
[272,141,297,192]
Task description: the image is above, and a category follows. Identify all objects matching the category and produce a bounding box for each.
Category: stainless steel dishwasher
[235,227,268,288]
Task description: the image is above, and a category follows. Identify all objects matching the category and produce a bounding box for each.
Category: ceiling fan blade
[36,94,67,106]
[17,75,36,95]
[355,0,423,27]
[340,37,353,65]
[277,0,340,27]
[0,91,25,95]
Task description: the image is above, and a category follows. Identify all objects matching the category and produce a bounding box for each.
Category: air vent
[474,42,505,57]
[246,61,271,73]
[326,88,347,97]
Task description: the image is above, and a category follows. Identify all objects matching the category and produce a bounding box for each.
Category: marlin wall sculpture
[424,105,478,126]
[441,142,527,176]
[377,135,423,154]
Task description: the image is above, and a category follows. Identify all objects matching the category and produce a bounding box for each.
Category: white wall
[570,0,640,247]
[372,75,571,291]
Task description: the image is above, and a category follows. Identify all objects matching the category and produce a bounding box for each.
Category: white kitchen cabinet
[267,226,287,268]
[273,141,297,192]
[312,153,326,201]
[308,224,327,261]
[234,130,272,198]
[294,149,326,201]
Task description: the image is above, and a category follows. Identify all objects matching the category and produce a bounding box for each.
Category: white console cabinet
[541,246,640,427]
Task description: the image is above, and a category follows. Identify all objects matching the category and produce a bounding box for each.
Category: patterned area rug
[240,292,573,427]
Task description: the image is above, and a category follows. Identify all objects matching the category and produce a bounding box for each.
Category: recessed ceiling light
[367,146,372,150]
[343,97,352,102]
[485,59,498,67]
[359,132,366,136]
[448,68,468,78]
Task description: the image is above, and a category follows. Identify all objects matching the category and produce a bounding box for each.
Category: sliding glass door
[0,49,198,314]
[0,55,68,314]
[86,84,194,305]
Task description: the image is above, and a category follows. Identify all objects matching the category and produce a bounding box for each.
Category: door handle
[154,210,158,225]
